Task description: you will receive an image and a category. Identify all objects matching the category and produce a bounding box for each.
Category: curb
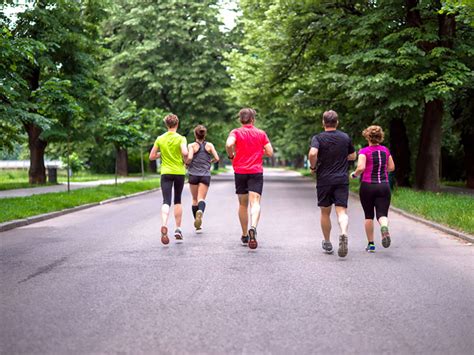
[0,188,160,233]
[348,191,474,244]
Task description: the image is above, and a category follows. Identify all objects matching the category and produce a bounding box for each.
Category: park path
[1,169,473,354]
[0,177,145,199]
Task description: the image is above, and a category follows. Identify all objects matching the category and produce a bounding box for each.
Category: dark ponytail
[194,125,207,141]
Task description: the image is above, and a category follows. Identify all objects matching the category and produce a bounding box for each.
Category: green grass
[0,178,161,223]
[442,180,467,188]
[211,167,229,175]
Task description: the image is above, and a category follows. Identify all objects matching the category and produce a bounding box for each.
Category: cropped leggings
[161,174,185,206]
[359,182,391,220]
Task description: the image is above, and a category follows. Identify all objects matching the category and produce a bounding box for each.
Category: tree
[6,0,107,183]
[227,0,473,189]
[102,0,232,139]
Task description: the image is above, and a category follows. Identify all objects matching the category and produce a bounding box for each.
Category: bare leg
[190,184,199,207]
[197,183,209,203]
[365,219,374,243]
[248,191,261,228]
[174,204,182,228]
[161,204,170,227]
[238,194,249,236]
[320,206,332,241]
[335,206,349,236]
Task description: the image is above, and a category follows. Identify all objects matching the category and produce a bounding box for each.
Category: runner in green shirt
[149,114,188,244]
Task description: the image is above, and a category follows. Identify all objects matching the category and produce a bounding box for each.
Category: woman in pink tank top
[351,126,395,253]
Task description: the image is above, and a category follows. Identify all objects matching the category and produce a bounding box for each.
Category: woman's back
[188,142,212,176]
[359,145,391,184]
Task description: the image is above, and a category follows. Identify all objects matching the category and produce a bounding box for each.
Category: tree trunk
[25,123,47,184]
[389,117,411,187]
[293,155,304,169]
[461,131,474,189]
[415,99,443,191]
[116,148,128,176]
[147,145,157,173]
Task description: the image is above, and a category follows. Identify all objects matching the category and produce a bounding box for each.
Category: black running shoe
[322,240,334,254]
[241,235,249,245]
[248,227,258,249]
[338,234,348,257]
[381,226,391,248]
[174,229,183,243]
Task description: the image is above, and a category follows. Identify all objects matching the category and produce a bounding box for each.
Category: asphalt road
[1,169,473,354]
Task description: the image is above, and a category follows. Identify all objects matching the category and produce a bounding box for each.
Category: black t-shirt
[310,130,355,186]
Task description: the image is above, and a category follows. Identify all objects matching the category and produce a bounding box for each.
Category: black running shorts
[234,173,263,195]
[188,174,211,186]
[317,184,349,208]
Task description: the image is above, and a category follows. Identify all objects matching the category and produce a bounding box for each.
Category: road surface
[1,169,473,354]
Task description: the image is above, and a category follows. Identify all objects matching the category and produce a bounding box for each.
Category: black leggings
[161,174,185,205]
[359,182,391,220]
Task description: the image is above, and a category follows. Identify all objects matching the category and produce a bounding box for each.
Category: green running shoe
[366,242,376,253]
[381,226,391,248]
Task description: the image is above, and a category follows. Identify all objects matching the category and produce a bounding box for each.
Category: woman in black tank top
[186,125,220,233]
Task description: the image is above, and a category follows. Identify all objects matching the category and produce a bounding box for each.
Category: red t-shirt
[230,124,270,174]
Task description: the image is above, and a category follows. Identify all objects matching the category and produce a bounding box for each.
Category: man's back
[310,130,354,186]
[230,124,269,174]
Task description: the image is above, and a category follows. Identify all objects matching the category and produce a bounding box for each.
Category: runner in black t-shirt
[308,110,356,257]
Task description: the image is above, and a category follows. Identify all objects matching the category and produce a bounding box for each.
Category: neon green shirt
[154,131,187,175]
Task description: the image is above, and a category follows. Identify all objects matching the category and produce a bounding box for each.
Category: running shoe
[248,227,258,249]
[194,210,203,230]
[174,228,183,243]
[195,227,203,234]
[366,242,376,253]
[381,226,391,248]
[338,234,348,258]
[241,235,249,245]
[161,226,169,245]
[322,240,334,254]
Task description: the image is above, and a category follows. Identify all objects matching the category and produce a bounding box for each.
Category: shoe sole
[248,229,258,249]
[338,235,348,257]
[161,226,169,245]
[382,236,391,248]
[194,210,203,229]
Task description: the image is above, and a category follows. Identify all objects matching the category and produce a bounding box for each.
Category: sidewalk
[0,177,144,199]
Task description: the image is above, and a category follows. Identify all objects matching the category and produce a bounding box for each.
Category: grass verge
[0,178,160,223]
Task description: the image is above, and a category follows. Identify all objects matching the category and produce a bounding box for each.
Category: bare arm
[348,152,356,161]
[352,154,366,178]
[263,142,273,157]
[225,135,236,159]
[185,143,195,165]
[207,143,220,163]
[387,155,395,172]
[308,147,318,174]
[181,142,188,160]
[149,146,160,161]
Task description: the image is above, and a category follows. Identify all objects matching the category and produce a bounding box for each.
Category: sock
[369,241,375,245]
[198,200,206,213]
[192,205,198,218]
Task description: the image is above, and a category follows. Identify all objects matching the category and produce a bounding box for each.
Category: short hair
[194,124,207,140]
[322,110,338,128]
[164,114,179,128]
[362,125,385,144]
[239,108,256,124]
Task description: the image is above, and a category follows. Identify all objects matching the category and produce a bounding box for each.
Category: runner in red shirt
[225,108,273,249]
